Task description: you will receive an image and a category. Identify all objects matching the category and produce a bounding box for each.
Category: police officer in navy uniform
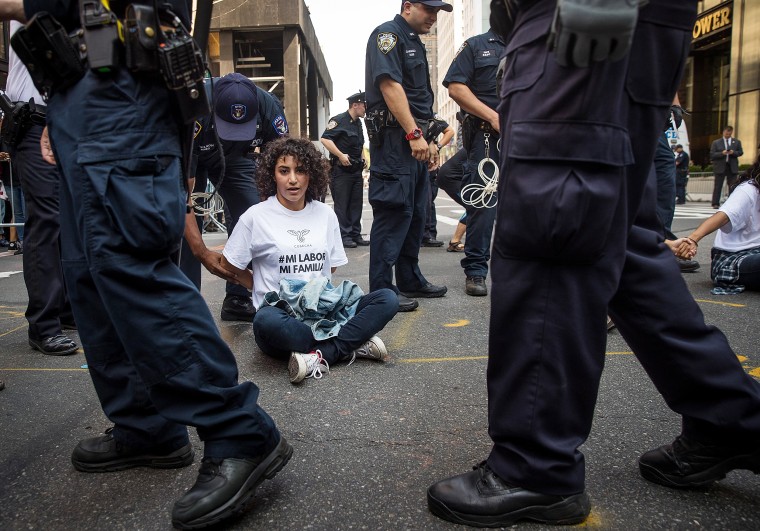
[428,0,760,527]
[0,1,291,529]
[320,91,369,249]
[181,73,289,321]
[442,28,505,297]
[364,0,452,312]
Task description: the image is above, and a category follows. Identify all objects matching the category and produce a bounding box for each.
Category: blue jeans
[253,288,398,364]
[47,68,279,458]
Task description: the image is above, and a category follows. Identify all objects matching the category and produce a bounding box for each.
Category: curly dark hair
[256,137,330,203]
[730,154,760,194]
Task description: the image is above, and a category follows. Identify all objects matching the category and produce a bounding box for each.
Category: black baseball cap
[347,91,365,105]
[213,73,259,141]
[405,0,453,12]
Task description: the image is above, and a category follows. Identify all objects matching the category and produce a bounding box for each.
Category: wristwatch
[405,127,423,141]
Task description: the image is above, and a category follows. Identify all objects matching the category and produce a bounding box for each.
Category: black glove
[670,105,684,129]
[548,0,639,68]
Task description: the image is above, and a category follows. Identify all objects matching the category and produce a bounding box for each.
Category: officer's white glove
[548,0,639,68]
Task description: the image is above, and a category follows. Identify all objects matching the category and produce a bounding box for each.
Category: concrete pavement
[1,196,759,530]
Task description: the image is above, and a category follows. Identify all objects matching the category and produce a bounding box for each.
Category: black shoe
[29,335,79,356]
[401,282,447,298]
[8,240,19,251]
[465,276,487,296]
[0,380,4,391]
[221,294,255,322]
[353,236,370,246]
[72,430,194,472]
[639,435,760,489]
[397,294,419,312]
[342,239,358,248]
[427,462,591,527]
[422,238,444,247]
[677,257,700,273]
[172,437,293,530]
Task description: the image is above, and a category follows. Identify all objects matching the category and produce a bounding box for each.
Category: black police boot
[639,435,760,488]
[401,282,447,298]
[676,257,700,273]
[220,294,255,322]
[172,437,293,530]
[71,429,194,472]
[397,294,419,312]
[427,461,591,527]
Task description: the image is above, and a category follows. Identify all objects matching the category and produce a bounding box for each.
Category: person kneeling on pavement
[221,137,399,383]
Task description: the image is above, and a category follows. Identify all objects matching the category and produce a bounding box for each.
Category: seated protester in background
[422,119,455,248]
[671,156,760,295]
[221,138,398,384]
[181,73,289,321]
[437,147,470,252]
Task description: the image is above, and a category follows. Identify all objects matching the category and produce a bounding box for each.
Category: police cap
[404,0,453,12]
[347,91,365,105]
[213,73,259,141]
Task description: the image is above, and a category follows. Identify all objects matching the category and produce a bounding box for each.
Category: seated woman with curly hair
[670,155,760,295]
[221,137,398,383]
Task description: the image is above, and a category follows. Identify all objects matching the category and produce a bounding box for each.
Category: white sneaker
[289,350,329,383]
[349,336,387,364]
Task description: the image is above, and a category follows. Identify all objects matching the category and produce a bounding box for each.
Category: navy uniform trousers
[47,69,278,458]
[368,130,429,293]
[487,0,760,495]
[330,164,364,242]
[179,158,259,295]
[13,124,74,340]
[460,129,499,279]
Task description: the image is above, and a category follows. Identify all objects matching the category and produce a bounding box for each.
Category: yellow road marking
[0,323,28,338]
[401,355,488,363]
[0,368,87,372]
[750,368,760,378]
[694,298,746,308]
[443,319,470,328]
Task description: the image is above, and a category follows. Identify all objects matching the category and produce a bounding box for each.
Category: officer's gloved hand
[548,0,640,68]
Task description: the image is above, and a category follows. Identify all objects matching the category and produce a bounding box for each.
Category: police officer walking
[0,1,291,529]
[181,73,289,321]
[364,0,451,312]
[320,91,369,249]
[428,0,760,527]
[442,28,505,296]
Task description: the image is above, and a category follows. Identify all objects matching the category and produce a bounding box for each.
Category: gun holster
[10,13,87,100]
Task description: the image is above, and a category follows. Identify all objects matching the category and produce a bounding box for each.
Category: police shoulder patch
[455,41,469,59]
[377,32,398,55]
[327,119,338,130]
[273,115,288,136]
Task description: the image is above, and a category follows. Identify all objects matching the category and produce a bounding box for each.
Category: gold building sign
[693,4,732,41]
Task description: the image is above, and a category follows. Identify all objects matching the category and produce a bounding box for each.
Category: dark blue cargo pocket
[368,172,408,210]
[85,156,186,253]
[496,121,632,263]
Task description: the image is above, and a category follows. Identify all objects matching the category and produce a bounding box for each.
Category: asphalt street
[1,193,759,530]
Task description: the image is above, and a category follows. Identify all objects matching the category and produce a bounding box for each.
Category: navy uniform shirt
[321,111,365,161]
[192,81,289,175]
[365,14,434,120]
[442,29,505,111]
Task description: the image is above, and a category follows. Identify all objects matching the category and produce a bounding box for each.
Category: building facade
[681,0,759,168]
[209,0,333,139]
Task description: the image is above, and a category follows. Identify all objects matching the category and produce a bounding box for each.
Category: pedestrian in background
[710,125,743,208]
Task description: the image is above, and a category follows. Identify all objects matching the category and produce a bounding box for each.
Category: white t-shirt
[223,196,348,307]
[715,182,760,252]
